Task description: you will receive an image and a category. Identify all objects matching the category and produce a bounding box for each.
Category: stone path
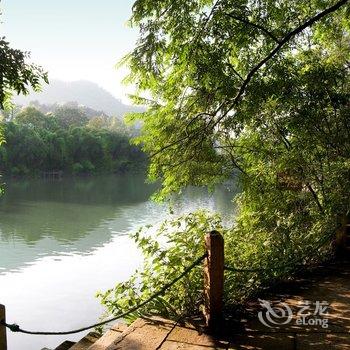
[226,260,350,349]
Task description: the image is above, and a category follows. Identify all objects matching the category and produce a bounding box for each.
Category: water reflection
[0,175,160,272]
[0,175,236,274]
[0,174,236,350]
[0,175,158,242]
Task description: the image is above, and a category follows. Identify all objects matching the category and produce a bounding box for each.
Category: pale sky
[1,0,138,102]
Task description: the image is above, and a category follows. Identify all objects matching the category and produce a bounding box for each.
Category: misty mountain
[13,80,143,117]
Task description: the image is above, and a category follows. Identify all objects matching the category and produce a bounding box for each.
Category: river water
[0,174,235,350]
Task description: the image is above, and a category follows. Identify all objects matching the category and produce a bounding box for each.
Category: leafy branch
[214,0,349,129]
[224,12,281,43]
[153,0,349,157]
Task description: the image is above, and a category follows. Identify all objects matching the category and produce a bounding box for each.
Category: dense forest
[0,104,146,176]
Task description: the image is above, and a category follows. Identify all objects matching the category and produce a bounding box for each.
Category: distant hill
[13,80,143,117]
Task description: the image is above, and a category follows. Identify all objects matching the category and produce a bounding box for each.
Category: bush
[97,211,222,322]
[97,207,334,324]
[81,160,95,173]
[72,162,84,174]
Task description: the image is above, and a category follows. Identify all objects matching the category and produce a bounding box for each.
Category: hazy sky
[1,0,138,102]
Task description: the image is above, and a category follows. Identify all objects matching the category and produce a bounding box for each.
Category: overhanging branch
[216,0,349,126]
[152,0,349,159]
[225,13,281,43]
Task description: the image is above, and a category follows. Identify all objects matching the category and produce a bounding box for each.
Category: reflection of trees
[0,201,116,243]
[2,174,156,206]
[0,175,157,244]
[0,175,235,273]
[0,175,159,273]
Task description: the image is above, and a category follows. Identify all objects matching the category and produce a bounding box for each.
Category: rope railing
[0,253,207,336]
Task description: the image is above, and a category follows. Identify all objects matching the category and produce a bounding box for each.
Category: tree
[0,37,48,110]
[53,105,89,129]
[122,0,350,274]
[87,115,110,129]
[125,0,350,211]
[97,0,350,321]
[15,106,59,130]
[0,117,147,176]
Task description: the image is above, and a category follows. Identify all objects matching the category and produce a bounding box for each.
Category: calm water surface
[0,175,235,350]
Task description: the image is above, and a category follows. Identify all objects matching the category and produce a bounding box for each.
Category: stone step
[69,332,100,350]
[54,340,76,350]
[87,317,176,350]
[87,322,129,349]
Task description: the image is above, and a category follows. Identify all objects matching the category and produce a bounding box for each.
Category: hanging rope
[1,253,207,336]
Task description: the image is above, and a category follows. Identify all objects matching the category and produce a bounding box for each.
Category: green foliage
[223,190,336,303]
[97,209,334,323]
[0,37,48,110]
[97,211,222,322]
[87,115,110,130]
[124,0,349,199]
[15,106,59,130]
[98,0,349,322]
[0,20,47,150]
[0,106,147,176]
[124,0,350,234]
[54,106,89,129]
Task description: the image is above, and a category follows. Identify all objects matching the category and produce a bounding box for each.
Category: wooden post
[203,231,224,332]
[0,304,7,350]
